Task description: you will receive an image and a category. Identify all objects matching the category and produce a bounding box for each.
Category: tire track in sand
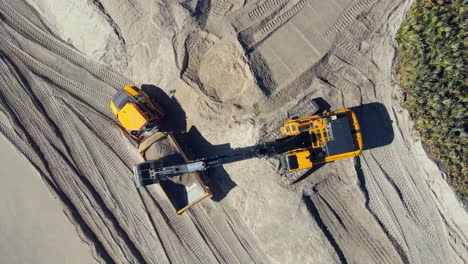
[0,22,171,263]
[0,57,136,262]
[0,0,130,88]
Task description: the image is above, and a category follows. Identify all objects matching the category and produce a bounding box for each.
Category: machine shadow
[141,84,237,202]
[313,97,332,114]
[350,102,394,150]
[175,127,237,202]
[291,163,325,184]
[176,127,313,201]
[141,84,187,133]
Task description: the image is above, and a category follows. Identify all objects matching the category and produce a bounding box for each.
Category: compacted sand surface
[0,134,96,264]
[0,0,466,263]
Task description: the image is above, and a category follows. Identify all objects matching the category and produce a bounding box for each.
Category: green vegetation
[395,0,467,201]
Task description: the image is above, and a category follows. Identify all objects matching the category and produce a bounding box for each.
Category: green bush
[395,0,467,201]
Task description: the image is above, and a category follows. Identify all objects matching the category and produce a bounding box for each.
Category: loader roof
[112,89,133,111]
[117,103,148,131]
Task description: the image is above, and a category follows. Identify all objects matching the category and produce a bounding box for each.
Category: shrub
[395,0,467,202]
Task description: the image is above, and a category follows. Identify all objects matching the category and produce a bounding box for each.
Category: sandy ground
[0,0,466,263]
[0,134,96,264]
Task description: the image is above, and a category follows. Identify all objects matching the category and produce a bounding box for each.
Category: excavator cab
[110,85,165,142]
[283,148,314,171]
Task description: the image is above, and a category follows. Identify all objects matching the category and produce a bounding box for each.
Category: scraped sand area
[0,0,466,263]
[0,135,96,264]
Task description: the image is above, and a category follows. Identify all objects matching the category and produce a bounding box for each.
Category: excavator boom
[134,133,313,186]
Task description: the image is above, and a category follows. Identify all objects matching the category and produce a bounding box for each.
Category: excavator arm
[133,133,312,187]
[133,160,207,187]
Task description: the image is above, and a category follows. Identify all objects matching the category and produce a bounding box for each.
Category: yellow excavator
[133,108,363,182]
[111,86,363,214]
[280,108,363,172]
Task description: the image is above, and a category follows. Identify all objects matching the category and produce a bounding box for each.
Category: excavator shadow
[350,102,394,151]
[290,163,325,185]
[175,128,315,200]
[138,86,394,205]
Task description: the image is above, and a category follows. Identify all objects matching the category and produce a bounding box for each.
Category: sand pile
[0,0,466,263]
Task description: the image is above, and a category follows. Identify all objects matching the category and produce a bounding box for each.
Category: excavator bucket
[137,132,211,214]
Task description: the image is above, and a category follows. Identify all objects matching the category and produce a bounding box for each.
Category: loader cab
[110,85,165,141]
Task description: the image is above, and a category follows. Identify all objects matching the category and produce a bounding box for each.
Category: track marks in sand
[247,0,467,263]
[215,200,270,264]
[0,5,170,262]
[146,187,219,264]
[190,206,239,263]
[0,57,142,263]
[256,1,306,38]
[248,0,289,22]
[1,1,320,263]
[232,0,289,31]
[360,131,457,263]
[237,0,307,50]
[310,176,402,264]
[0,0,130,88]
[322,0,378,42]
[1,0,466,263]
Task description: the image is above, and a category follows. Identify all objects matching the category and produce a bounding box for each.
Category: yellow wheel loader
[110,85,165,142]
[110,86,211,215]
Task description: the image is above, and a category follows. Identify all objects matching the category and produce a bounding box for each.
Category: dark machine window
[286,155,299,170]
[113,90,132,111]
